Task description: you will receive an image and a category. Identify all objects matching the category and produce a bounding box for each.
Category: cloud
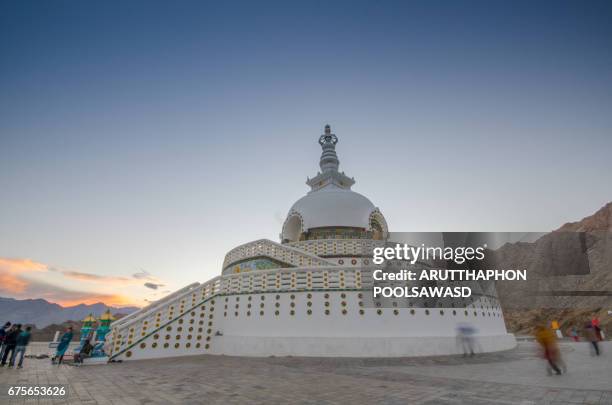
[1,258,137,287]
[144,282,164,290]
[132,270,154,280]
[0,275,138,307]
[58,294,137,307]
[0,258,48,273]
[2,258,162,288]
[0,258,49,293]
[0,257,159,307]
[61,270,132,283]
[0,272,28,293]
[134,269,166,291]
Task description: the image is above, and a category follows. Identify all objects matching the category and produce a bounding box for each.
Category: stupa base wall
[211,334,516,357]
[109,288,514,361]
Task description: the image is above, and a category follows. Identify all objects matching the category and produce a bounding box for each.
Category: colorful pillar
[79,314,96,349]
[96,310,115,343]
[91,309,115,357]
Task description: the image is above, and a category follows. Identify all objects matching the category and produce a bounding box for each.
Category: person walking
[53,327,73,365]
[10,326,32,368]
[584,322,600,356]
[457,324,476,357]
[535,324,565,375]
[591,317,603,341]
[569,326,580,342]
[0,324,21,367]
[0,322,12,361]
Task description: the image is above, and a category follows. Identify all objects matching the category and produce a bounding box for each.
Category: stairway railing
[112,282,201,329]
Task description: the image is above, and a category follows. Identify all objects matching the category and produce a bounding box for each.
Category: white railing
[219,265,369,294]
[221,239,335,272]
[107,264,502,359]
[112,282,201,329]
[107,266,370,358]
[287,239,386,258]
[107,275,224,357]
[109,280,219,348]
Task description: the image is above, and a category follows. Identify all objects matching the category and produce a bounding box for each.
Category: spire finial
[318,124,339,173]
[306,124,355,191]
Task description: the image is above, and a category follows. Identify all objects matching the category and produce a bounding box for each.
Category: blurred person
[10,326,32,368]
[569,326,580,342]
[591,317,602,341]
[0,322,12,361]
[456,323,476,357]
[535,325,565,375]
[584,322,600,356]
[53,327,73,365]
[74,337,93,365]
[0,324,21,367]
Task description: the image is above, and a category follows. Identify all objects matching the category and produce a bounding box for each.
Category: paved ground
[0,342,610,405]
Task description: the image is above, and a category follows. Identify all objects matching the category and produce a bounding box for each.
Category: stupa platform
[2,341,610,404]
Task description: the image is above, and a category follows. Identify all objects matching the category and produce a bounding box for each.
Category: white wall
[117,290,514,360]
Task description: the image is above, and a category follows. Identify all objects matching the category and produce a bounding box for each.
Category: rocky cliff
[496,202,612,337]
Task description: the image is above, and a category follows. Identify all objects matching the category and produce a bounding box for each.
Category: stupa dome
[288,186,376,229]
[281,125,387,243]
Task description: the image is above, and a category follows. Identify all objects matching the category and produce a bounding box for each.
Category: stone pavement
[0,342,610,405]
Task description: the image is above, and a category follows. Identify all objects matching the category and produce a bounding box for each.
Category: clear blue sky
[1,0,611,306]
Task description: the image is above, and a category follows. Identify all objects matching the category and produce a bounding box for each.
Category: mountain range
[0,297,139,328]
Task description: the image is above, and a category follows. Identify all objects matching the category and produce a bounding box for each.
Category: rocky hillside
[556,202,612,232]
[495,202,612,337]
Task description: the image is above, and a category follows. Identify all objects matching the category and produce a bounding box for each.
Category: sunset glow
[0,257,153,308]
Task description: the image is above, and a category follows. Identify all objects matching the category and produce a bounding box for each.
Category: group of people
[0,322,32,369]
[536,317,605,376]
[0,323,94,368]
[568,318,604,355]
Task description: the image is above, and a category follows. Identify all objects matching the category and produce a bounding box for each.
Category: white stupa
[107,125,515,360]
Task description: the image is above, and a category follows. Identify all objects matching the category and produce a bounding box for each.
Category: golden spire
[82,313,96,323]
[99,309,115,321]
